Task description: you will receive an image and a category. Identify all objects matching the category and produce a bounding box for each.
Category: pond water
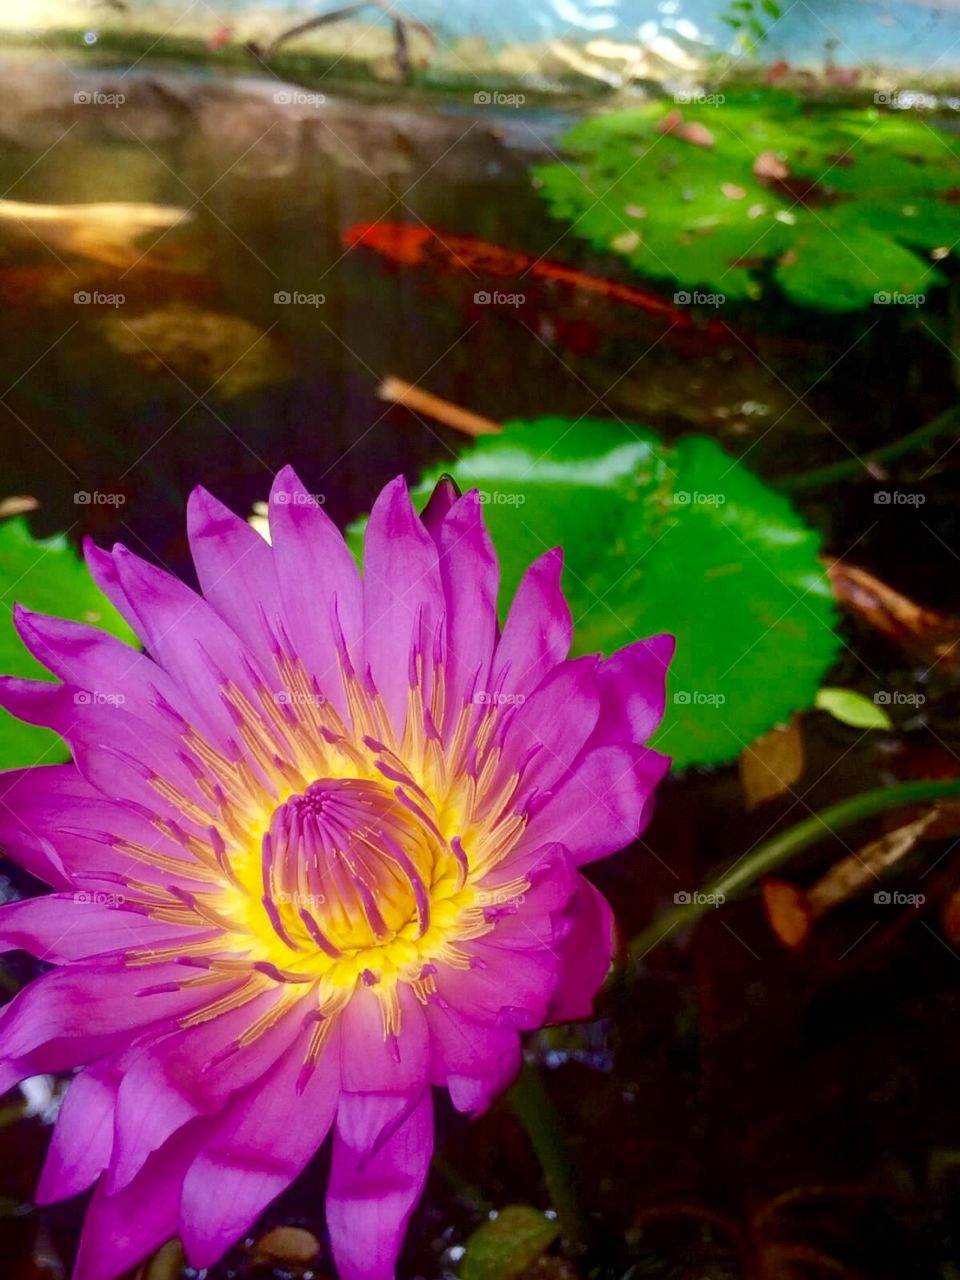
[2,49,960,1280]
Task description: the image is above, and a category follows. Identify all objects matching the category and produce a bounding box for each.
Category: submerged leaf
[461,1206,560,1280]
[762,878,813,948]
[815,687,892,730]
[740,715,805,810]
[252,1226,321,1266]
[0,517,137,769]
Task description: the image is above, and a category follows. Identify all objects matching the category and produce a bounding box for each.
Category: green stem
[775,402,960,492]
[629,777,960,961]
[507,1061,588,1253]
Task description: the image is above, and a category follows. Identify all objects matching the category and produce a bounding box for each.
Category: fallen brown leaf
[763,809,940,948]
[827,561,960,670]
[810,810,939,915]
[740,715,805,811]
[762,878,813,949]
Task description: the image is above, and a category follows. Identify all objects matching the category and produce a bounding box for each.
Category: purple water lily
[0,471,671,1280]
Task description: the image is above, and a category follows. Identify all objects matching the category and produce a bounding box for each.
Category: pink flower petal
[0,893,205,963]
[268,465,363,714]
[339,984,429,1095]
[187,484,283,663]
[179,1020,342,1267]
[492,547,571,696]
[590,633,674,748]
[431,491,499,734]
[74,1120,211,1280]
[519,743,670,866]
[547,876,616,1023]
[362,477,444,734]
[327,1087,433,1280]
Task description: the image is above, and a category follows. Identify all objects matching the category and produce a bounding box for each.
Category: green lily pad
[461,1205,560,1280]
[534,91,957,311]
[389,417,840,769]
[0,517,138,770]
